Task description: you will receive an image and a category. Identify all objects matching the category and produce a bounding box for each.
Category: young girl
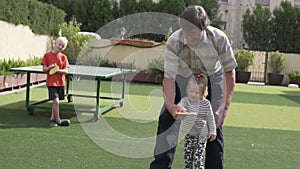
[177,73,216,169]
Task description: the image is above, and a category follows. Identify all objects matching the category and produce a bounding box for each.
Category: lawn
[0,82,300,169]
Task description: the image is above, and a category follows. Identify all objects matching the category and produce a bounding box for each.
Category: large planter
[110,38,156,48]
[289,78,300,86]
[17,74,27,86]
[0,75,17,90]
[36,74,46,83]
[132,72,163,84]
[267,73,284,85]
[236,71,251,83]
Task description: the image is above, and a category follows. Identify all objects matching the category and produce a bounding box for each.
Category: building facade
[218,0,300,49]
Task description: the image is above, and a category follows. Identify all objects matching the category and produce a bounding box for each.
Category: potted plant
[234,49,255,83]
[267,51,285,85]
[134,58,164,84]
[288,70,300,86]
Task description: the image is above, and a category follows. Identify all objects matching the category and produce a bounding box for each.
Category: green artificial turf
[0,82,299,169]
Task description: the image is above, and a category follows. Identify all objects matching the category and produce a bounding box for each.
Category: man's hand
[209,134,216,142]
[166,104,185,119]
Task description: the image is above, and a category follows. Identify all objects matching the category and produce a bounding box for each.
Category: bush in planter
[234,49,254,83]
[141,57,164,84]
[269,51,285,74]
[288,70,300,85]
[0,57,44,90]
[268,51,285,85]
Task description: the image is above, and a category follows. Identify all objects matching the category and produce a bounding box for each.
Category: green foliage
[0,0,65,36]
[38,0,75,24]
[234,49,255,72]
[58,23,91,62]
[41,0,222,41]
[199,0,222,28]
[0,57,42,75]
[243,1,300,53]
[73,0,115,32]
[288,70,300,80]
[143,57,164,82]
[272,1,300,53]
[242,5,273,51]
[25,57,43,66]
[268,51,285,74]
[98,58,118,68]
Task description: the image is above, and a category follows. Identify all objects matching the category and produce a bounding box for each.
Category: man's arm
[163,77,185,119]
[217,69,235,128]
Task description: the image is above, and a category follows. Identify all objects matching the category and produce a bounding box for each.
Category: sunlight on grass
[235,83,300,95]
[226,102,300,131]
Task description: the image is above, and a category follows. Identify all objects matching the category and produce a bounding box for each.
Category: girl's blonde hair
[187,73,208,99]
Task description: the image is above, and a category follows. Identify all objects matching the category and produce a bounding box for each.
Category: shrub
[58,23,91,63]
[234,49,254,72]
[288,70,300,80]
[269,51,285,74]
[143,57,164,82]
[0,57,42,75]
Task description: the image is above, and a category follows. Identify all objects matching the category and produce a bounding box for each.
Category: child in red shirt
[41,37,70,126]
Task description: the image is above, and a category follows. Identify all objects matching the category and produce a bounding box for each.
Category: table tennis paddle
[176,112,197,115]
[49,65,59,75]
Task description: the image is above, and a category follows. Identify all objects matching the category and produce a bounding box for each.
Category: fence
[247,51,300,85]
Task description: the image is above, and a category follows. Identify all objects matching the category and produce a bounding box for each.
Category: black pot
[267,73,284,85]
[236,71,251,83]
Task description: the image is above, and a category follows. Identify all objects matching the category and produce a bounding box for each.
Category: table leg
[26,72,34,115]
[95,78,101,121]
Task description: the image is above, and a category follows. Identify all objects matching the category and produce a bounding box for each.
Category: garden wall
[0,20,51,60]
[86,39,164,70]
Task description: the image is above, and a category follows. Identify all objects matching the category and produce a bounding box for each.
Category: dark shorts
[48,86,65,100]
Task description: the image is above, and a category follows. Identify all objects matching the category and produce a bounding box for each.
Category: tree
[272,1,300,53]
[155,0,186,16]
[37,0,75,23]
[73,0,114,32]
[199,0,221,28]
[119,0,139,17]
[242,5,273,51]
[136,0,154,13]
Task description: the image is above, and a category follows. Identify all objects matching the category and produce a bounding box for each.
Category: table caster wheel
[67,96,73,103]
[27,108,35,116]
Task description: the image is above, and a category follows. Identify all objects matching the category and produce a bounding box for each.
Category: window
[255,0,270,6]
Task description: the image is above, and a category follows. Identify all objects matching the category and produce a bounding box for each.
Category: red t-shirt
[41,51,70,86]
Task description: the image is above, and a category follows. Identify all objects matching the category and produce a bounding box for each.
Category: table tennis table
[10,65,134,120]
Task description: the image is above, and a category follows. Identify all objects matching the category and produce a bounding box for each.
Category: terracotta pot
[17,74,27,86]
[37,74,46,82]
[110,38,156,48]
